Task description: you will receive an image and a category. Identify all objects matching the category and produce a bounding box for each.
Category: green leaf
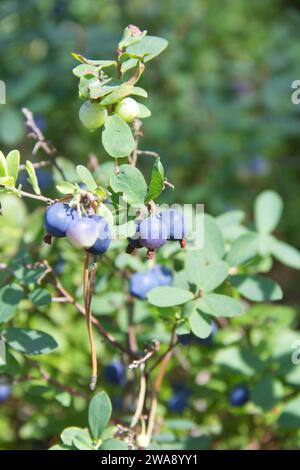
[145,158,164,202]
[201,261,229,293]
[100,84,147,106]
[0,176,15,187]
[226,232,258,267]
[73,434,95,450]
[0,150,8,177]
[6,150,20,182]
[254,190,283,234]
[72,53,116,67]
[0,283,24,323]
[72,64,99,78]
[99,439,128,450]
[147,287,194,308]
[102,115,135,158]
[202,214,225,262]
[198,293,243,317]
[110,164,147,207]
[60,427,89,447]
[231,275,283,301]
[215,346,264,376]
[185,250,206,287]
[4,328,58,355]
[251,374,283,411]
[76,165,98,191]
[88,83,118,101]
[278,396,300,429]
[25,161,41,195]
[137,103,151,118]
[28,288,52,306]
[271,239,300,269]
[100,426,117,441]
[127,36,168,63]
[189,309,212,339]
[88,391,112,440]
[56,181,77,195]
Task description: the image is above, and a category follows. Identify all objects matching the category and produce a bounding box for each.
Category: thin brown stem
[130,119,143,167]
[0,185,54,205]
[146,329,177,440]
[130,364,147,429]
[42,260,135,358]
[83,254,98,390]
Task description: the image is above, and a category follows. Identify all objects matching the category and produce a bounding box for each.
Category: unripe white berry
[136,433,150,448]
[79,101,107,129]
[115,97,139,123]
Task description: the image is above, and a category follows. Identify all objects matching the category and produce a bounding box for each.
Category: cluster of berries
[44,202,111,256]
[79,97,140,130]
[127,209,188,259]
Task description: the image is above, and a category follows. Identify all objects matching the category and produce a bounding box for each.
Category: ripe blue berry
[129,264,173,300]
[160,209,187,241]
[229,385,249,407]
[151,265,173,286]
[87,215,111,256]
[0,383,11,403]
[127,221,143,252]
[177,333,193,345]
[130,270,159,300]
[104,361,126,385]
[45,202,78,238]
[66,216,98,249]
[167,391,189,412]
[139,215,168,250]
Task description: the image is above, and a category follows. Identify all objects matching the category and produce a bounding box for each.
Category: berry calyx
[45,202,78,238]
[115,97,139,123]
[66,216,98,249]
[87,215,111,256]
[139,215,168,251]
[79,101,107,129]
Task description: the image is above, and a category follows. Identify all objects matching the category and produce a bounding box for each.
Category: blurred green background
[1,0,300,450]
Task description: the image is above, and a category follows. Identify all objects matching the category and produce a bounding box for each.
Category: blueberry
[167,391,189,412]
[249,156,269,176]
[229,385,249,407]
[127,221,143,250]
[160,209,187,241]
[151,265,173,286]
[66,216,98,249]
[45,203,78,238]
[87,215,111,256]
[139,215,168,250]
[0,383,11,403]
[129,264,173,300]
[177,333,194,345]
[104,361,126,385]
[130,270,159,300]
[54,259,65,275]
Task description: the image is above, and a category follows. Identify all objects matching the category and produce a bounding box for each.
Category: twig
[146,329,177,440]
[86,258,98,390]
[128,340,160,370]
[0,185,54,204]
[42,260,136,358]
[130,363,147,428]
[22,108,56,156]
[127,296,138,354]
[22,107,66,180]
[137,150,159,158]
[19,161,51,171]
[130,119,143,167]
